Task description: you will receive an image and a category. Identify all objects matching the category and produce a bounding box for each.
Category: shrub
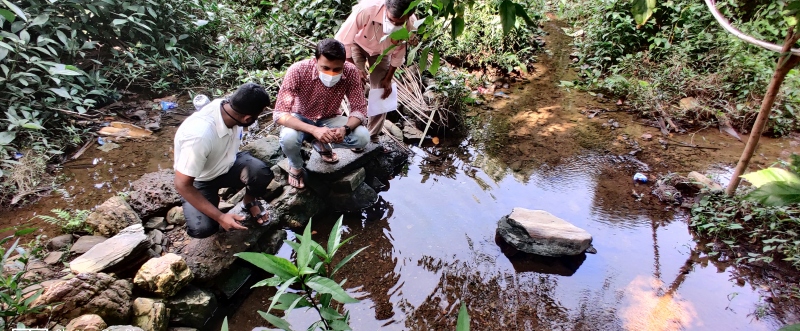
[34,208,91,234]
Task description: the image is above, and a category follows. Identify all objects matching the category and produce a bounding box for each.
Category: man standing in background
[335,0,417,142]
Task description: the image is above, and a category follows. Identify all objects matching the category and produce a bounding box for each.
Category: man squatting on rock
[274,38,370,189]
[173,83,273,238]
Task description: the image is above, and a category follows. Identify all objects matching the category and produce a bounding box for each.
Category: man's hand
[332,127,346,143]
[312,126,338,144]
[380,77,393,99]
[358,69,368,83]
[218,213,247,231]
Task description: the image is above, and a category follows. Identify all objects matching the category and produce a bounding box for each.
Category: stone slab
[70,236,108,255]
[71,224,150,274]
[305,142,380,177]
[496,208,593,257]
[331,168,366,193]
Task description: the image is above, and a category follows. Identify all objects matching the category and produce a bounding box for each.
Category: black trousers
[182,152,273,238]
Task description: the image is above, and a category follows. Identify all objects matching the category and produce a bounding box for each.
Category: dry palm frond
[395,65,452,128]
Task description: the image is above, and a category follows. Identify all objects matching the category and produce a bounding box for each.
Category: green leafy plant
[34,208,91,234]
[742,167,800,206]
[236,217,367,331]
[0,227,48,329]
[370,0,539,76]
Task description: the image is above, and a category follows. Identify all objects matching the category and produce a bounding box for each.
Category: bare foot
[288,167,305,189]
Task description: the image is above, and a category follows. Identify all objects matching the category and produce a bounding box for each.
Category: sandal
[243,200,270,225]
[312,140,339,164]
[351,147,365,153]
[287,167,305,189]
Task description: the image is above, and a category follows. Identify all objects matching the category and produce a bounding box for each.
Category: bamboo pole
[725,28,800,195]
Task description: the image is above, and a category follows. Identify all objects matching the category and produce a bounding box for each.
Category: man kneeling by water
[274,38,370,189]
[173,83,273,238]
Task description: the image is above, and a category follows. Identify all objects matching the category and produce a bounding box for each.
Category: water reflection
[229,133,783,331]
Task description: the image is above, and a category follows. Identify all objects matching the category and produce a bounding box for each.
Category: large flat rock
[496,208,593,257]
[71,224,150,274]
[305,142,380,177]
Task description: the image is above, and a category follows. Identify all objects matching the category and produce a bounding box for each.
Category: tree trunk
[726,28,800,196]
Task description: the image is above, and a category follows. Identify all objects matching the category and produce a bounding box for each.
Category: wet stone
[328,182,378,213]
[86,196,142,237]
[166,286,217,329]
[241,135,284,166]
[44,251,64,265]
[70,224,150,274]
[305,142,380,176]
[331,168,366,193]
[496,208,594,257]
[144,217,167,231]
[70,236,108,255]
[166,207,186,226]
[48,234,75,251]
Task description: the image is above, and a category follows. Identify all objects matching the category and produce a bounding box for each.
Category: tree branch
[704,0,800,56]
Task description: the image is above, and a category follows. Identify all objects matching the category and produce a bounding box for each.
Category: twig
[69,139,95,161]
[48,107,98,120]
[665,137,721,150]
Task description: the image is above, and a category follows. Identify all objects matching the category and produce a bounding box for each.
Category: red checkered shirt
[273,58,368,125]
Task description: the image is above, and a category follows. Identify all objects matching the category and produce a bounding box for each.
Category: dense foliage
[559,0,800,135]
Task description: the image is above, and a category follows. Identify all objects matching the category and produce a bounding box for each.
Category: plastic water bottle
[193,94,211,111]
[633,173,648,183]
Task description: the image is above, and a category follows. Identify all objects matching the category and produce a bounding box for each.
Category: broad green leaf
[498,0,516,35]
[0,9,14,23]
[306,321,323,331]
[13,228,35,236]
[30,14,48,26]
[429,48,440,75]
[328,216,343,256]
[0,131,13,145]
[332,246,368,276]
[320,306,344,320]
[55,30,67,46]
[407,43,421,67]
[0,47,7,61]
[258,311,293,331]
[451,16,465,39]
[297,219,314,269]
[389,27,409,41]
[251,275,282,288]
[1,0,25,22]
[236,252,299,279]
[22,123,44,130]
[631,0,656,26]
[112,18,127,25]
[457,302,470,331]
[778,323,800,331]
[419,47,430,72]
[0,41,13,51]
[514,4,536,27]
[271,292,311,311]
[49,68,82,76]
[221,316,229,331]
[403,0,422,16]
[741,168,800,187]
[328,319,352,331]
[267,276,298,313]
[369,44,395,73]
[283,294,310,314]
[305,276,358,304]
[48,87,71,99]
[745,181,800,206]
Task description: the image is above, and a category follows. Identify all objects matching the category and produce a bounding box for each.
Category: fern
[36,209,92,234]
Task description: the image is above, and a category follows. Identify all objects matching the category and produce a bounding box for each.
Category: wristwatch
[343,125,352,135]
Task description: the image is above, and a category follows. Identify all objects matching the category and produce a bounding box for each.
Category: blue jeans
[279,114,370,169]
